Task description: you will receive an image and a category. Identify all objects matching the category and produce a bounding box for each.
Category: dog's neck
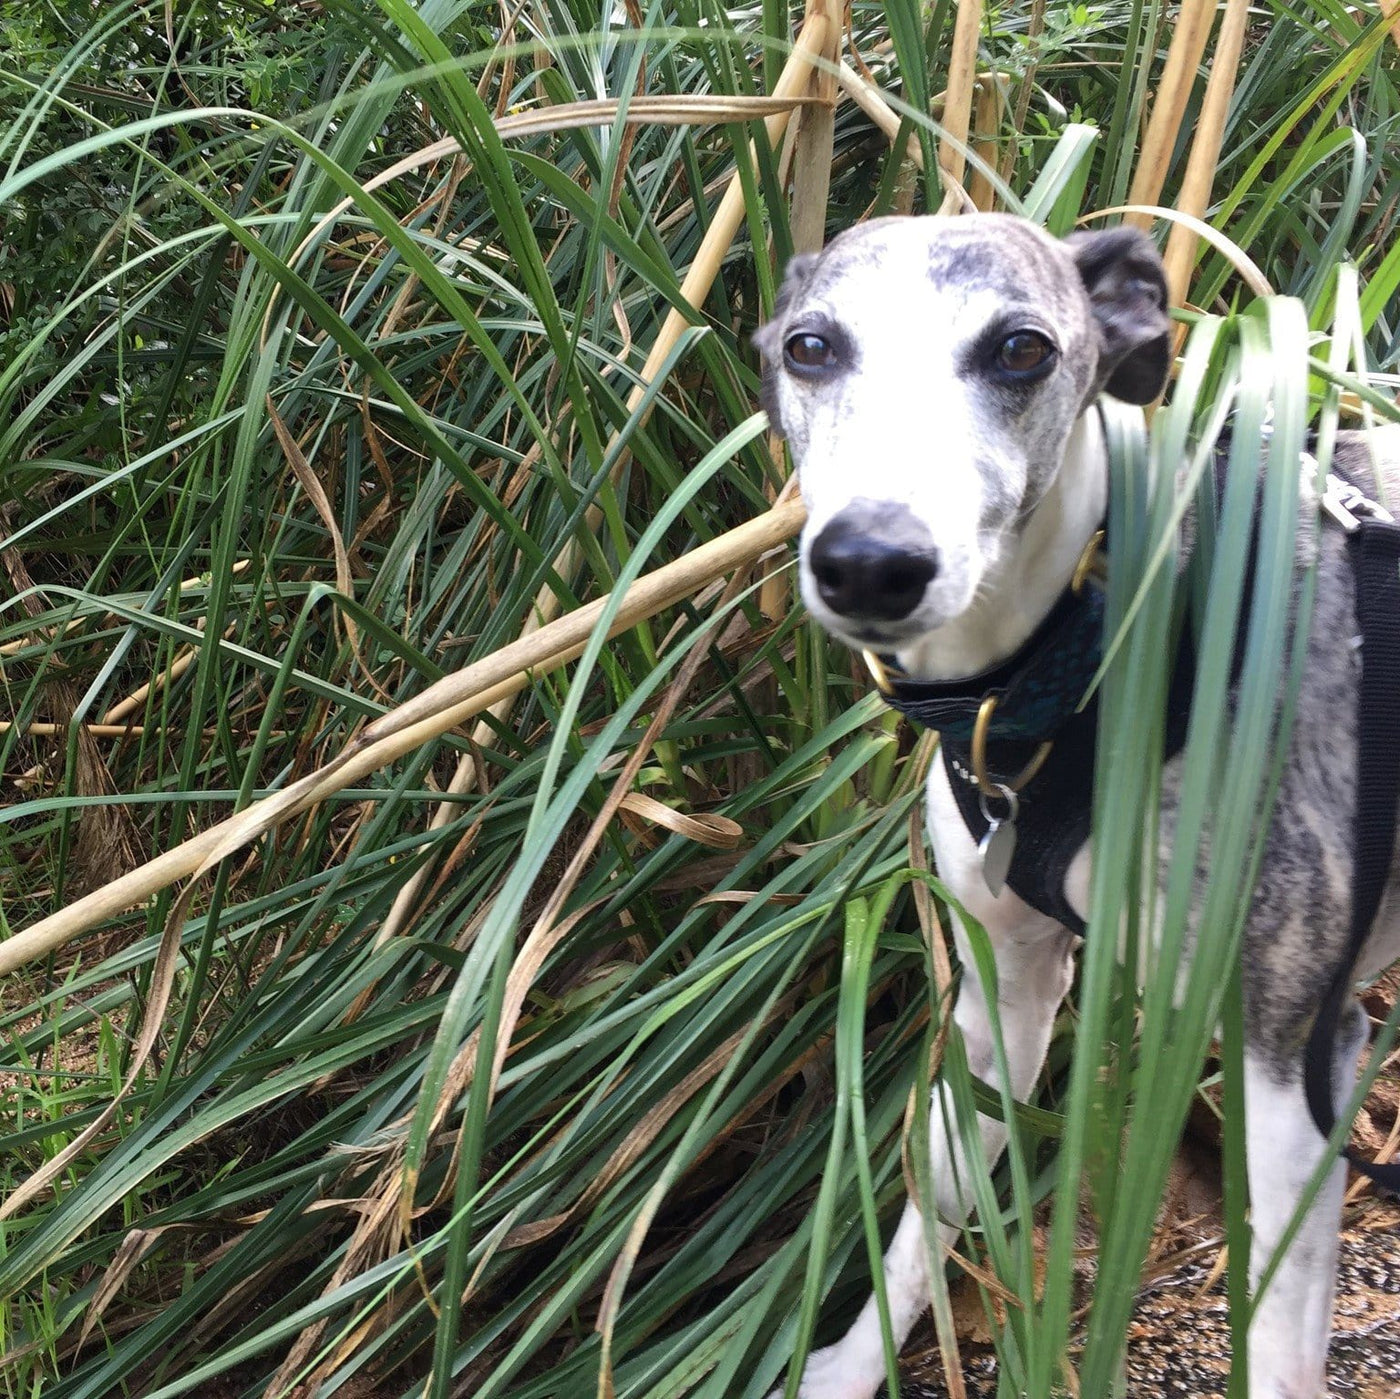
[894,410,1109,682]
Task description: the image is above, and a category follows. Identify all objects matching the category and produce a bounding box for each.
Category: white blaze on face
[793,279,1000,629]
[771,236,1088,643]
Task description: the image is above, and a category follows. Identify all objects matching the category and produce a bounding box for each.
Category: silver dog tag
[978,816,1016,896]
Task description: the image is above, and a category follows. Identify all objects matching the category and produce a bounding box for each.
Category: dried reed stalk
[937,0,983,213]
[968,75,1005,212]
[1,722,153,738]
[788,0,841,254]
[1160,0,1250,314]
[834,59,921,169]
[1125,0,1218,230]
[0,501,806,978]
[1002,0,1046,185]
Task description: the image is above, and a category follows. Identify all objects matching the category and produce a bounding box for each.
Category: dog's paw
[765,1344,880,1399]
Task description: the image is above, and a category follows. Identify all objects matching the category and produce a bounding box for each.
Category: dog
[753,213,1400,1399]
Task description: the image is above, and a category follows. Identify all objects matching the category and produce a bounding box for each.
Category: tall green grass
[1,3,1398,1397]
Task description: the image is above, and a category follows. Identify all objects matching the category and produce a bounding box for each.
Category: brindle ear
[1065,226,1172,405]
[752,251,818,437]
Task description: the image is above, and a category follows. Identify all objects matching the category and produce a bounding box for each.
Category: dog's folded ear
[752,252,819,438]
[1065,226,1172,405]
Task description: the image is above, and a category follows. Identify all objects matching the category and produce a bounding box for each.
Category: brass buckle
[971,694,1052,794]
[1072,529,1108,594]
[861,649,897,696]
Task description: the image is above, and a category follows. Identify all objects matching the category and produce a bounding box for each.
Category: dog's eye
[994,331,1055,376]
[785,332,837,371]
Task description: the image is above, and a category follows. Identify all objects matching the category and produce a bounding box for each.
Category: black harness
[868,463,1400,1188]
[868,526,1207,937]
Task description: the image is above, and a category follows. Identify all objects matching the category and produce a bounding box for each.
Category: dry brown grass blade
[1160,0,1250,316]
[76,1226,174,1350]
[374,18,832,950]
[500,998,785,1255]
[266,899,605,1393]
[937,0,983,214]
[616,792,744,849]
[266,399,354,620]
[265,395,402,709]
[0,500,805,978]
[311,557,773,1376]
[1125,0,1218,231]
[587,553,808,1397]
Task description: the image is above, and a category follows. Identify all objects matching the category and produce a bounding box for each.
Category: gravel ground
[899,1200,1400,1399]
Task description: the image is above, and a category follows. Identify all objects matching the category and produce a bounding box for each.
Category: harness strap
[942,715,1097,934]
[866,454,1400,1183]
[1303,511,1400,1189]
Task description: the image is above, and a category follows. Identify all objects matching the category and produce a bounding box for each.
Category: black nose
[808,506,939,622]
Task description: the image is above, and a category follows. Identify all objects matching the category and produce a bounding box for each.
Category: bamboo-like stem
[0,722,285,739]
[0,561,247,659]
[0,619,86,658]
[1125,0,1218,230]
[0,501,806,978]
[835,61,1009,179]
[102,650,200,725]
[1160,0,1250,314]
[102,620,236,725]
[968,76,1005,213]
[937,0,983,213]
[788,0,840,254]
[373,19,832,947]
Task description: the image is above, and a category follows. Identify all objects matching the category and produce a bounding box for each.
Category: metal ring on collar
[971,694,1053,795]
[977,781,1018,826]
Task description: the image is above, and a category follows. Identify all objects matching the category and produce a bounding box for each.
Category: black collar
[862,539,1107,747]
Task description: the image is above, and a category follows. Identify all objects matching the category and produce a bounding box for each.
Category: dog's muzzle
[808,503,940,623]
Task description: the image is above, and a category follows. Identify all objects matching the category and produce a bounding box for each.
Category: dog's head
[754,214,1170,652]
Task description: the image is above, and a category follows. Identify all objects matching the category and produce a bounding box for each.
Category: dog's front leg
[772,768,1078,1399]
[1243,1003,1367,1399]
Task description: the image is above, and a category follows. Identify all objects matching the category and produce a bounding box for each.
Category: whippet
[753,213,1400,1399]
